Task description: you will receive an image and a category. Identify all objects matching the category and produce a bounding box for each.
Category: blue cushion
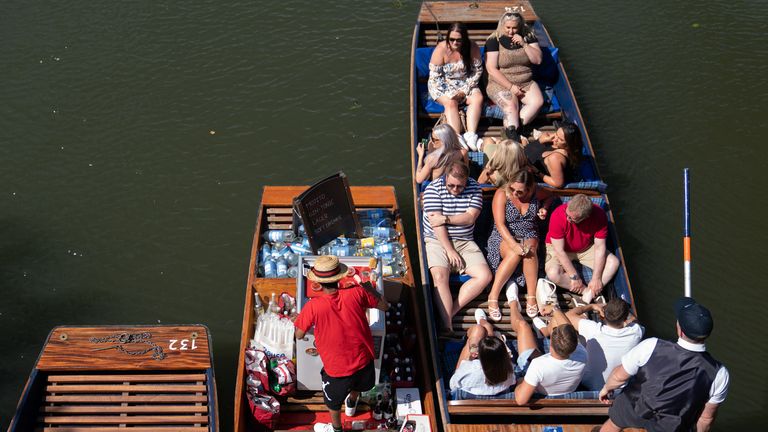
[532,46,560,86]
[415,47,435,79]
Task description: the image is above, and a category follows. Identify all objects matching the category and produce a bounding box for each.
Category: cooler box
[295,255,386,391]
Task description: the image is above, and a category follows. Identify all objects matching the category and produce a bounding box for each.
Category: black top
[485,34,538,52]
[524,139,573,184]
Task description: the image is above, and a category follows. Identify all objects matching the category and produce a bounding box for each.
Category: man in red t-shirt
[544,194,619,303]
[294,255,389,432]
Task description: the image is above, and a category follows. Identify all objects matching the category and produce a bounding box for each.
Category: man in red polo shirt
[294,255,390,432]
[544,194,619,304]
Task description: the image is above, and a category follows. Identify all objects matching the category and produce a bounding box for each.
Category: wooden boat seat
[448,398,609,416]
[39,372,211,431]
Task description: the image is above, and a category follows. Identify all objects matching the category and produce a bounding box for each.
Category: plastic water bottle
[291,239,312,255]
[331,244,355,256]
[253,293,264,315]
[375,242,402,255]
[363,226,399,240]
[263,230,295,243]
[276,257,288,278]
[264,258,277,278]
[287,266,298,278]
[298,224,306,235]
[260,244,272,263]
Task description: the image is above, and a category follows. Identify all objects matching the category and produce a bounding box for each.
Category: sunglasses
[446,183,465,190]
[448,37,462,43]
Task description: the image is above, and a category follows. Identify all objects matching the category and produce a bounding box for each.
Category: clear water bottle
[298,224,306,235]
[263,230,296,243]
[375,242,402,255]
[290,239,312,255]
[264,258,277,278]
[363,226,399,241]
[276,257,288,278]
[331,244,355,257]
[287,266,298,278]
[260,244,272,263]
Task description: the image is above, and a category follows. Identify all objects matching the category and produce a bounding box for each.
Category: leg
[454,263,492,315]
[519,81,544,126]
[599,418,622,432]
[508,295,537,354]
[601,252,620,285]
[329,409,342,430]
[487,242,523,311]
[456,324,489,368]
[430,266,454,331]
[436,95,463,134]
[522,239,540,316]
[465,89,483,134]
[544,245,572,289]
[494,90,520,129]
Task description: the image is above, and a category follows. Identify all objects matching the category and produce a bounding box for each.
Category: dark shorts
[320,361,375,411]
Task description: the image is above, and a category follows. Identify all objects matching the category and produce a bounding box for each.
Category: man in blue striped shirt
[422,162,492,334]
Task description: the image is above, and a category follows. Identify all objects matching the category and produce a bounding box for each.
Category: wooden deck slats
[46,394,208,403]
[48,374,206,383]
[44,428,209,432]
[40,371,211,431]
[46,384,207,393]
[41,415,209,424]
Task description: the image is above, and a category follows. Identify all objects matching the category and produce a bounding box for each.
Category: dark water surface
[1,1,765,429]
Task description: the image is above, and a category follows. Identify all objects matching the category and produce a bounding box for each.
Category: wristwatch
[569,274,579,281]
[444,215,449,225]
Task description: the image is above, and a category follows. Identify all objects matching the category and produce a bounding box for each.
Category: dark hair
[551,324,578,357]
[604,298,631,327]
[446,23,472,76]
[557,122,582,170]
[445,160,469,180]
[320,282,338,290]
[478,336,513,385]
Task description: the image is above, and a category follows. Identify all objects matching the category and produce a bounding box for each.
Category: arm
[565,303,604,328]
[521,41,542,65]
[465,43,483,88]
[415,151,437,183]
[598,365,632,403]
[361,281,390,311]
[587,237,608,293]
[550,237,585,293]
[514,380,536,405]
[427,43,446,96]
[535,186,554,220]
[432,221,463,270]
[696,402,720,432]
[541,152,568,188]
[295,328,306,340]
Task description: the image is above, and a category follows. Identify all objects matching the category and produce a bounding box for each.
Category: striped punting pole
[684,168,691,297]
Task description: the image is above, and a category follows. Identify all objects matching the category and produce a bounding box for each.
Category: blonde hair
[432,123,464,172]
[490,11,534,42]
[567,194,593,220]
[486,139,527,187]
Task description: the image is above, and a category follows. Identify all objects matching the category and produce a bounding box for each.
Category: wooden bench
[40,373,211,431]
[448,398,609,416]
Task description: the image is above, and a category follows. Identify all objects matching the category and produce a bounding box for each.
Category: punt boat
[409,1,638,430]
[7,324,218,432]
[233,185,437,431]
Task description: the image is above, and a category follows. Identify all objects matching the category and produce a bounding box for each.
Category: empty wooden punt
[7,325,218,432]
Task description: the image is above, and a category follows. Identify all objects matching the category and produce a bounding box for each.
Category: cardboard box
[395,387,422,419]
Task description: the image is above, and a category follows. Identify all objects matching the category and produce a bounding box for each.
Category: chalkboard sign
[293,172,361,253]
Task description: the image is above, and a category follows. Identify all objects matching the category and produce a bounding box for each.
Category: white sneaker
[474,308,487,324]
[344,392,359,417]
[463,131,479,151]
[314,423,336,432]
[476,137,484,152]
[505,281,521,312]
[458,134,469,150]
[532,317,548,338]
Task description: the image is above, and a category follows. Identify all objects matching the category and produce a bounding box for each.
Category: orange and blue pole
[683,168,691,297]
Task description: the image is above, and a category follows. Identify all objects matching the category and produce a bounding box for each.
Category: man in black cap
[598,297,729,432]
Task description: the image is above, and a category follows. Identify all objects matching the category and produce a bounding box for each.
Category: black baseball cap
[675,297,713,339]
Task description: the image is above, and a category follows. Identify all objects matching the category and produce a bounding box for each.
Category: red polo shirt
[294,285,379,377]
[545,203,608,252]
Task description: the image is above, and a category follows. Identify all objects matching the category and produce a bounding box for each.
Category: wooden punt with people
[233,184,438,431]
[409,1,639,430]
[7,324,219,432]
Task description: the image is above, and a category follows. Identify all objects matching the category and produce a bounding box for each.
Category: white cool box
[295,256,386,391]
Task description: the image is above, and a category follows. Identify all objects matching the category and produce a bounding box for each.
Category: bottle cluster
[381,301,418,387]
[257,209,407,278]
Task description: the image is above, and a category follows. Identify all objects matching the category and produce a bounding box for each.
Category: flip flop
[486,299,502,321]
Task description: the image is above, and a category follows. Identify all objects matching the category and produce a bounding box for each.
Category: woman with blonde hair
[485,10,543,139]
[416,123,469,183]
[477,138,527,186]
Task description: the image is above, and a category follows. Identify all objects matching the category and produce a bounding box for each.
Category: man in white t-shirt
[598,297,729,432]
[509,286,586,404]
[566,297,644,390]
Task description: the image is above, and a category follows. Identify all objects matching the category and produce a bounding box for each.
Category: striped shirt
[422,177,483,240]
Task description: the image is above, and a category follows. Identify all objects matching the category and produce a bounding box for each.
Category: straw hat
[307,255,348,283]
